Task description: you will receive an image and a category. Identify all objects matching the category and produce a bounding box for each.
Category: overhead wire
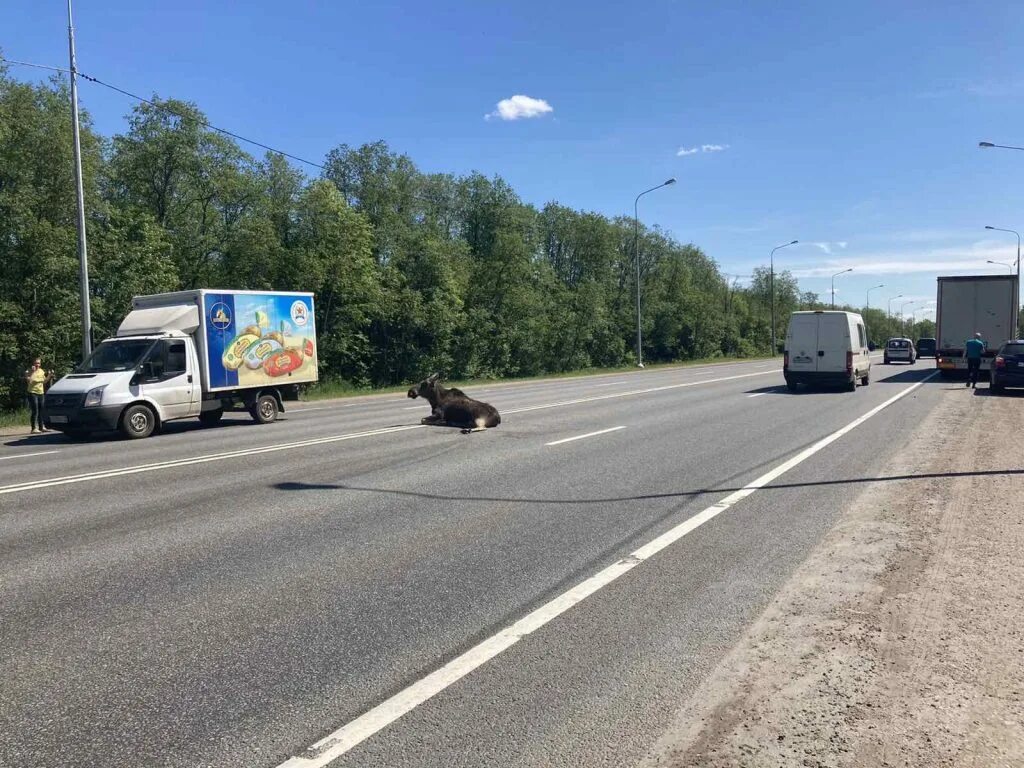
[1,55,328,171]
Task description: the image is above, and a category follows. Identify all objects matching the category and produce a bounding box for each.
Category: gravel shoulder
[639,383,1024,768]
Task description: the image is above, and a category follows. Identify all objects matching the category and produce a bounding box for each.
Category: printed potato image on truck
[44,290,318,439]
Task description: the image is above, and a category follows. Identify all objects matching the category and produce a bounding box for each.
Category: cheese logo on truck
[264,349,303,377]
[222,333,261,371]
[243,338,284,370]
[291,301,309,327]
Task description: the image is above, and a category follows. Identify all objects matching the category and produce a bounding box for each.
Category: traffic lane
[4,377,808,768]
[322,370,945,768]
[0,367,931,766]
[0,360,784,486]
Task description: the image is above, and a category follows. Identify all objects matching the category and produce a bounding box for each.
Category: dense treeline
[0,69,932,408]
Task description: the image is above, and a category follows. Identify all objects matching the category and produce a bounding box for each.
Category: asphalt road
[0,357,946,767]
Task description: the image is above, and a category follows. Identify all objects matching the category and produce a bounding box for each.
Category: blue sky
[6,0,1024,321]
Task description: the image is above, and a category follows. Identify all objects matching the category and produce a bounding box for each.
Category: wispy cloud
[485,95,554,121]
[789,239,1020,278]
[810,241,850,255]
[677,143,730,157]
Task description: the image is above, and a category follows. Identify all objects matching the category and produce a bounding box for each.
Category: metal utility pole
[769,240,798,355]
[68,0,92,360]
[633,178,676,367]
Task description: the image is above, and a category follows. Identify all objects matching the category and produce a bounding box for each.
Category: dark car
[990,341,1024,393]
[916,337,936,358]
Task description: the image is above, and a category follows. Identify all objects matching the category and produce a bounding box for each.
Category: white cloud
[485,95,553,121]
[677,143,729,157]
[812,242,833,255]
[836,241,848,249]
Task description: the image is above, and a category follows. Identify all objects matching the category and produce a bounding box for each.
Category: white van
[783,311,871,392]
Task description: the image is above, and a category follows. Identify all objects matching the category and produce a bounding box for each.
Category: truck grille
[45,393,84,409]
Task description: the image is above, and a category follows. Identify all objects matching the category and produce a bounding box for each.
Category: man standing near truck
[963,332,986,389]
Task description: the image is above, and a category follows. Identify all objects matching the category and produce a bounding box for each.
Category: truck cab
[46,333,203,438]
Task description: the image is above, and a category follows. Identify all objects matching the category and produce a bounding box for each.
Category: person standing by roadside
[23,357,52,433]
[963,332,986,389]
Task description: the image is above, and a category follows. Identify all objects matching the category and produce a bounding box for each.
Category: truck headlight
[84,385,106,407]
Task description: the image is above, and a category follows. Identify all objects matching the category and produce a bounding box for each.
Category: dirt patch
[640,387,1024,767]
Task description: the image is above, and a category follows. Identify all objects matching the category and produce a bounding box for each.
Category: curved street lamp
[987,259,1014,273]
[887,294,903,317]
[866,284,885,313]
[633,178,676,367]
[769,240,799,355]
[831,268,852,309]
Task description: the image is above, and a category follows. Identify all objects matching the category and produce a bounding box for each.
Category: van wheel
[786,379,798,392]
[861,372,870,386]
[883,356,890,365]
[251,394,279,424]
[121,404,156,439]
[199,408,224,426]
[847,377,857,392]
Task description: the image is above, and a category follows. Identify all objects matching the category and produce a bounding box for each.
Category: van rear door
[787,314,819,372]
[818,313,851,373]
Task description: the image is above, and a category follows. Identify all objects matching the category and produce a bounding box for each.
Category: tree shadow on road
[273,467,1024,504]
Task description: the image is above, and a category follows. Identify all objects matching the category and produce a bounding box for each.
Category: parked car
[883,337,916,365]
[916,337,937,358]
[783,310,871,392]
[990,340,1024,393]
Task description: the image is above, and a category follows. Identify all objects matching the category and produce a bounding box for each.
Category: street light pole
[866,284,884,313]
[633,178,676,368]
[831,268,852,310]
[900,300,915,336]
[887,294,903,317]
[68,0,92,361]
[985,226,1021,334]
[769,240,799,355]
[987,260,1014,273]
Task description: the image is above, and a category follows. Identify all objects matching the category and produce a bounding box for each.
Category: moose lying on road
[407,373,501,433]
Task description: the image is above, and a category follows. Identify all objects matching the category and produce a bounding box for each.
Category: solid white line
[0,367,775,498]
[0,425,424,497]
[545,426,626,446]
[290,406,335,413]
[0,450,61,461]
[747,392,767,398]
[275,371,939,768]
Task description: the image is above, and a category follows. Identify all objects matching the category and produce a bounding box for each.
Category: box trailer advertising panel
[202,291,317,391]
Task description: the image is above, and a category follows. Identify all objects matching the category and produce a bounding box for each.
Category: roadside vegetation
[0,64,937,412]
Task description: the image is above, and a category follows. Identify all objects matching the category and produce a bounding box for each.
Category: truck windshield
[76,339,155,373]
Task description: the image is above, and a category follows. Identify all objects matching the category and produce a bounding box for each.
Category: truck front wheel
[121,404,156,439]
[251,394,279,424]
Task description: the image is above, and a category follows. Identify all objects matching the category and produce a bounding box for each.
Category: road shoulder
[639,384,1024,767]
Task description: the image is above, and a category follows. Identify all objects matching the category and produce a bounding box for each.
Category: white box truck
[45,289,318,439]
[935,275,1018,376]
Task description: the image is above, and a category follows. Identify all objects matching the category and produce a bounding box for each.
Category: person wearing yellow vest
[23,357,52,434]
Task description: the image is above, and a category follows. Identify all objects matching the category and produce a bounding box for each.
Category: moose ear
[427,372,439,383]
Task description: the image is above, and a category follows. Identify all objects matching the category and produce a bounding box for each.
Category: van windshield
[76,339,155,373]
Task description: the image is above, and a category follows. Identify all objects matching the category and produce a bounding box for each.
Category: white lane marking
[403,406,426,411]
[0,425,424,497]
[747,392,767,398]
[545,426,626,446]
[0,450,61,461]
[290,406,335,413]
[275,371,940,768]
[0,367,776,497]
[504,369,774,415]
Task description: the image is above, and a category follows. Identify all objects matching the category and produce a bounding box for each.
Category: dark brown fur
[407,373,501,432]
